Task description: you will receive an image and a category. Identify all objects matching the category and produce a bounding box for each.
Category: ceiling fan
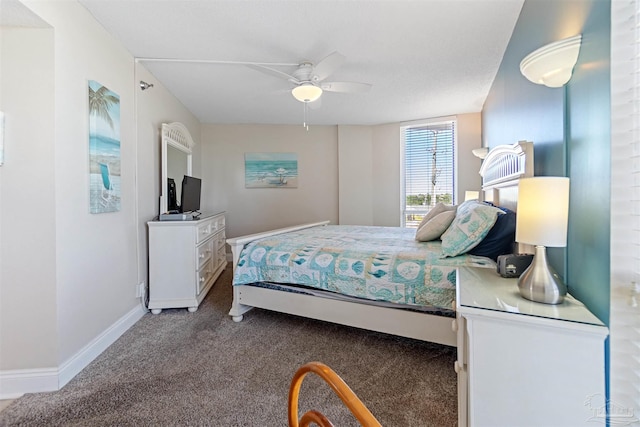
[247,51,372,104]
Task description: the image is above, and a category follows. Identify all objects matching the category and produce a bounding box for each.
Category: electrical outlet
[136,282,145,298]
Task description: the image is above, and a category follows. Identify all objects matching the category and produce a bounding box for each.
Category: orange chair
[288,362,382,427]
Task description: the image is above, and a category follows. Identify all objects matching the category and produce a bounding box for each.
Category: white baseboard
[0,368,58,400]
[0,304,146,399]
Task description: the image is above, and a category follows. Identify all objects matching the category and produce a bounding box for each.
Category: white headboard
[479,141,534,211]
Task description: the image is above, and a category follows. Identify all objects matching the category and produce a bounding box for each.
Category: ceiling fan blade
[246,64,299,83]
[320,81,372,93]
[312,51,346,81]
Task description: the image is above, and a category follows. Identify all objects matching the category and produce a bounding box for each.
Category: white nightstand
[455,267,609,427]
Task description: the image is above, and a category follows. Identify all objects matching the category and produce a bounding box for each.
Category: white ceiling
[82,1,523,125]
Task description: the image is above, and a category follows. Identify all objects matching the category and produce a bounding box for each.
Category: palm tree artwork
[88,80,121,213]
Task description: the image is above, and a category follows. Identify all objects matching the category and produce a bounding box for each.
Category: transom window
[401,119,456,228]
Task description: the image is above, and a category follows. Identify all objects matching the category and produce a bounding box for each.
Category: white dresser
[455,267,609,427]
[147,212,227,314]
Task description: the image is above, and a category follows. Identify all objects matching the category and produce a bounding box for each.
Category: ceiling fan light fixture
[292,84,323,103]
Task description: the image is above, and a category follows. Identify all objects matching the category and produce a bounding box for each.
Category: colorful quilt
[232,225,495,310]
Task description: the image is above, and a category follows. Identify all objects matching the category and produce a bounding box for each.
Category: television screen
[180,175,201,214]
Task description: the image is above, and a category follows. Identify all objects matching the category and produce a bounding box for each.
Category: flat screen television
[180,175,201,215]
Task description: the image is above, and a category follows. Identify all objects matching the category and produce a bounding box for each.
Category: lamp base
[517,246,567,304]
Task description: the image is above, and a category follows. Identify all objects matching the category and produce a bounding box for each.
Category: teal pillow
[441,200,503,257]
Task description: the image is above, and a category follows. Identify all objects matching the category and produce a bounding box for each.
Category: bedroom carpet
[0,267,458,427]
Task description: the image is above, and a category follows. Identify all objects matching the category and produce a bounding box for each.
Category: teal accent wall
[482,0,611,325]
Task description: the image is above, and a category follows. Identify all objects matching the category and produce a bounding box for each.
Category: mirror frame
[160,122,194,215]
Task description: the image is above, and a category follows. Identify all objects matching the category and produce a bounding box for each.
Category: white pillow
[415,203,457,231]
[415,209,457,242]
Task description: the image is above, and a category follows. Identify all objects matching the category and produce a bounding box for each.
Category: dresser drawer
[197,259,214,295]
[213,215,225,231]
[196,217,215,244]
[217,245,226,266]
[196,238,214,269]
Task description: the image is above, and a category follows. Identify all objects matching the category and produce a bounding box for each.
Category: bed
[227,141,533,347]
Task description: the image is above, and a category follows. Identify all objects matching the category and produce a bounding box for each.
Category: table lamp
[515,177,570,304]
[464,190,480,201]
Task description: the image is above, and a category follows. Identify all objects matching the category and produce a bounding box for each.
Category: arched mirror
[159,122,194,215]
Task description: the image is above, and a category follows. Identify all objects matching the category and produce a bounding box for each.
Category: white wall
[201,124,339,238]
[338,126,373,225]
[456,113,483,203]
[27,1,139,368]
[0,27,58,370]
[372,123,403,226]
[0,1,201,397]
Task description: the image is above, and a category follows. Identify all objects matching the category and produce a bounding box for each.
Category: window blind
[610,0,640,418]
[401,120,456,228]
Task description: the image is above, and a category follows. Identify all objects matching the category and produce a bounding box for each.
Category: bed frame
[227,141,533,347]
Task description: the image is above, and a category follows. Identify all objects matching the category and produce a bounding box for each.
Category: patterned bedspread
[232,225,495,310]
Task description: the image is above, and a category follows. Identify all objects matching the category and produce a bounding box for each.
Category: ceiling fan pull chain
[303,102,309,130]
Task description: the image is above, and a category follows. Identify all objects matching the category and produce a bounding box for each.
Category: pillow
[415,203,456,231]
[440,200,504,257]
[468,206,516,261]
[415,210,457,242]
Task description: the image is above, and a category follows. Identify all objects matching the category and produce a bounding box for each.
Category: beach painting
[245,152,298,188]
[88,80,121,213]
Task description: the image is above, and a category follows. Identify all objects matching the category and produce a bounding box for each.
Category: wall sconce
[139,81,154,91]
[520,35,582,88]
[472,147,489,159]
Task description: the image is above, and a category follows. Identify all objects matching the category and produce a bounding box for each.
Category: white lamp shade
[292,84,323,103]
[520,35,582,88]
[464,190,479,201]
[516,177,570,247]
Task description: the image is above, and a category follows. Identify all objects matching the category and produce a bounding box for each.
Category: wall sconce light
[472,147,489,159]
[520,35,582,88]
[139,81,154,91]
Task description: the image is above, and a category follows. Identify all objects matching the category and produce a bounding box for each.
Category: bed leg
[228,286,253,321]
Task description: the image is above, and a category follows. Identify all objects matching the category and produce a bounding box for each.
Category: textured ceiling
[78,1,523,125]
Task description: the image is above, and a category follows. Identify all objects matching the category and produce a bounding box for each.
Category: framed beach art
[245,152,298,188]
[88,80,121,213]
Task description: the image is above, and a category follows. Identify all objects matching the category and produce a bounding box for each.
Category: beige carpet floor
[0,267,457,426]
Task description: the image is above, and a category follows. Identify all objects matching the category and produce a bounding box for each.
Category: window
[401,119,456,228]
